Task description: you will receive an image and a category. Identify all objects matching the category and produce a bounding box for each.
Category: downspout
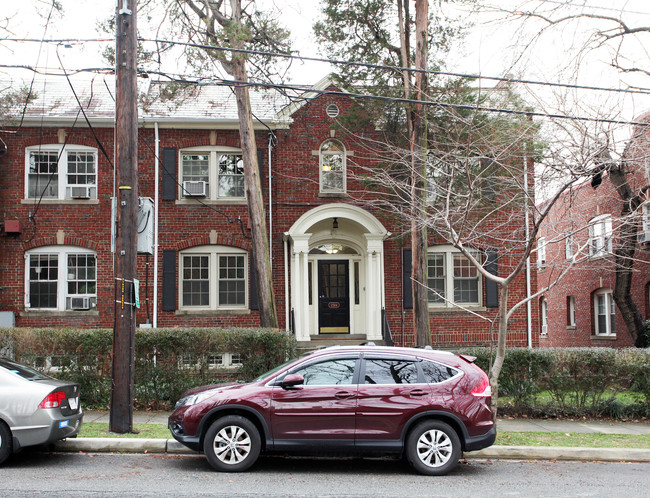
[283,234,290,332]
[153,122,160,328]
[268,132,275,263]
[524,157,532,348]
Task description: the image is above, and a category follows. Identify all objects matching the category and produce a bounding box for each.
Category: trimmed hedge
[0,327,297,410]
[458,346,650,419]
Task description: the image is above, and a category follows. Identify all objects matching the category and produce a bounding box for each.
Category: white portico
[285,204,389,342]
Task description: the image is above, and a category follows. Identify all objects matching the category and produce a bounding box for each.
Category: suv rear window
[364,359,419,384]
[420,359,459,383]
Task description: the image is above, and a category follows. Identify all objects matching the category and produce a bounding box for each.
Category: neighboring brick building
[538,116,650,347]
[0,76,538,349]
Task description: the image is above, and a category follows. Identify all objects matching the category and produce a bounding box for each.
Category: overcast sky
[3,0,650,146]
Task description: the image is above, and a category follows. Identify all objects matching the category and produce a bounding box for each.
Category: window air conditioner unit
[69,296,94,310]
[183,180,207,197]
[638,231,650,244]
[70,185,92,199]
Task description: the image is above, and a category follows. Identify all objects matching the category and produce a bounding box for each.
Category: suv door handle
[335,391,354,399]
[409,389,427,397]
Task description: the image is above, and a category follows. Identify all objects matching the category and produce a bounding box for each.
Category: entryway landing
[297,334,385,354]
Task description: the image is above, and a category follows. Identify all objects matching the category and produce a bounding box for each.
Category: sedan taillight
[39,391,66,409]
[470,375,492,397]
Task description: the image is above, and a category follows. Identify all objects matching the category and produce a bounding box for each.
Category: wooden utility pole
[411,0,430,346]
[110,0,138,434]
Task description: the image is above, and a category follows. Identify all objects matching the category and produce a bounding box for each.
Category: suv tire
[204,415,261,472]
[405,420,461,476]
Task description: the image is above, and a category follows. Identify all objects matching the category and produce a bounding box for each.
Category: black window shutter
[257,148,265,189]
[162,148,177,201]
[402,249,413,309]
[249,251,259,311]
[162,250,177,311]
[485,249,499,308]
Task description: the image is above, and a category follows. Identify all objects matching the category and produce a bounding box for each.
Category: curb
[466,445,650,462]
[53,438,197,455]
[53,438,650,462]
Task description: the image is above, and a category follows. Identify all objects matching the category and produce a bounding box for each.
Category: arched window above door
[319,139,346,194]
[310,243,358,255]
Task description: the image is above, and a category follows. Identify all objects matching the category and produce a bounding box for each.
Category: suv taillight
[470,375,492,397]
[39,391,66,409]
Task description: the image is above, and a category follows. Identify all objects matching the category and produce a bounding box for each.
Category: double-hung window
[537,237,547,268]
[427,246,482,307]
[180,246,247,310]
[589,215,612,257]
[25,246,97,311]
[179,147,244,200]
[25,145,98,200]
[593,289,616,336]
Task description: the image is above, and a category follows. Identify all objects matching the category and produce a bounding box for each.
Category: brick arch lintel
[23,235,99,251]
[174,233,252,252]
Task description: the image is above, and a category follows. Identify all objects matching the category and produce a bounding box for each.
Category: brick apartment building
[538,115,650,347]
[0,76,538,350]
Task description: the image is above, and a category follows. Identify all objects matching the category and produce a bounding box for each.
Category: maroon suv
[168,345,495,475]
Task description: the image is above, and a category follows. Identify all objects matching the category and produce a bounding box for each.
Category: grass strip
[79,423,171,439]
[496,431,650,449]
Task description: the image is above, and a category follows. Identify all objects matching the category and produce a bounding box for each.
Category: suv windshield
[0,358,53,381]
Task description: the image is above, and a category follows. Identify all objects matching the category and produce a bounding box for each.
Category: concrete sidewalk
[52,410,650,462]
[82,410,650,435]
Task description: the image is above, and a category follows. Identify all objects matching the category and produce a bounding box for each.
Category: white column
[365,235,385,341]
[291,235,311,342]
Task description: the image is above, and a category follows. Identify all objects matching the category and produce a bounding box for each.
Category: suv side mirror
[280,374,304,389]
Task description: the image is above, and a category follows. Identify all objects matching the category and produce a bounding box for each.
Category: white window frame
[427,245,482,308]
[567,295,576,327]
[319,139,347,194]
[593,288,616,336]
[179,245,248,311]
[179,146,245,201]
[540,297,548,335]
[537,237,547,268]
[25,246,97,311]
[25,144,98,201]
[589,214,613,257]
[565,233,576,259]
[640,202,650,242]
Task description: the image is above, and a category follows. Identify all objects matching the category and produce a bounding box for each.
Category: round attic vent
[326,104,340,118]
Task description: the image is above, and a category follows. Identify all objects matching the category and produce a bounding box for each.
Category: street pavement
[53,410,650,463]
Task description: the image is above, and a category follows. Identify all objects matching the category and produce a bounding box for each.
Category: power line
[5,61,649,128]
[532,0,650,17]
[3,36,650,96]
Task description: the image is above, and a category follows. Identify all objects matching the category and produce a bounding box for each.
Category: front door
[318,260,350,334]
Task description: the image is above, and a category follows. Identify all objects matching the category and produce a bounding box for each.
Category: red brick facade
[538,118,650,347]
[0,79,537,348]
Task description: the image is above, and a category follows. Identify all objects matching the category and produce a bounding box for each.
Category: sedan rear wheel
[0,421,12,465]
[406,420,461,476]
[203,415,261,472]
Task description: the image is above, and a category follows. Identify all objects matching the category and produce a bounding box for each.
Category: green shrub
[0,327,297,410]
[455,346,649,419]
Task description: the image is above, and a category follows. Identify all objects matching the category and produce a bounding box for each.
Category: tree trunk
[411,0,430,346]
[606,156,647,347]
[489,283,509,422]
[231,61,278,328]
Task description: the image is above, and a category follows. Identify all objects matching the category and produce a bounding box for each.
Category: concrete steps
[297,334,385,355]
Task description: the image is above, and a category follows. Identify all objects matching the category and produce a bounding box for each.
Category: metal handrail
[381,308,394,346]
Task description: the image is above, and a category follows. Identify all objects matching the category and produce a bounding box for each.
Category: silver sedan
[0,357,83,465]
